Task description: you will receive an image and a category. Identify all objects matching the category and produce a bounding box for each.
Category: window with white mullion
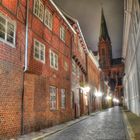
[40,45,45,61]
[50,50,58,70]
[0,23,6,40]
[34,39,45,63]
[7,22,15,44]
[33,0,44,21]
[0,15,6,40]
[34,45,39,59]
[44,8,53,30]
[50,86,57,110]
[51,52,54,66]
[61,89,66,109]
[0,13,16,47]
[72,59,76,74]
[60,26,65,42]
[54,54,58,68]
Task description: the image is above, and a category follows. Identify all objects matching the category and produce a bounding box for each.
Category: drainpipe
[21,0,29,135]
[24,0,29,72]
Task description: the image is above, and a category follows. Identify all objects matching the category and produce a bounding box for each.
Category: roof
[49,0,76,34]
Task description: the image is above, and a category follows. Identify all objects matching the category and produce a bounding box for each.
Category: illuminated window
[33,0,44,21]
[34,39,45,63]
[44,8,53,30]
[0,13,16,47]
[60,25,65,42]
[61,89,66,109]
[50,50,58,70]
[50,86,57,110]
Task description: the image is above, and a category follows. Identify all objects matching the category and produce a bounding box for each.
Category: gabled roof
[61,10,89,53]
[49,0,76,34]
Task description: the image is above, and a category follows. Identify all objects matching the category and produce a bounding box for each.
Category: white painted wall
[122,0,140,116]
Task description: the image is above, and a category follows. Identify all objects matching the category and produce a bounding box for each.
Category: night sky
[53,0,124,58]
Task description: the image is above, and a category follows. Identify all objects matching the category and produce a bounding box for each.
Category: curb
[32,111,100,140]
[122,110,136,140]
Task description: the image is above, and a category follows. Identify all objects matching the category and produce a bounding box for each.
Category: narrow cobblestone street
[44,107,126,140]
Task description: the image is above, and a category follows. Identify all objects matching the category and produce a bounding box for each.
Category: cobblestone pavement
[44,107,127,140]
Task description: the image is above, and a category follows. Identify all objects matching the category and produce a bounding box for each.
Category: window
[77,67,80,78]
[61,89,66,109]
[64,61,68,71]
[34,39,45,63]
[72,59,76,74]
[44,8,53,30]
[101,48,106,66]
[33,0,44,21]
[0,13,16,47]
[78,40,82,53]
[74,34,77,44]
[50,86,57,110]
[50,50,58,70]
[60,25,65,42]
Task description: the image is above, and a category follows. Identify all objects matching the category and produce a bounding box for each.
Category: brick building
[0,0,76,138]
[23,0,75,135]
[86,51,101,112]
[63,13,89,118]
[98,9,124,104]
[0,0,25,138]
[0,0,103,139]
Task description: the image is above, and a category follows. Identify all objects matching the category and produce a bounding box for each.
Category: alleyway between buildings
[43,107,126,140]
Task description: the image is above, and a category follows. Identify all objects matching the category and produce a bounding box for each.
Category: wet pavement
[44,107,127,140]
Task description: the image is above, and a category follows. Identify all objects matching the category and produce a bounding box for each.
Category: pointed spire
[100,8,110,42]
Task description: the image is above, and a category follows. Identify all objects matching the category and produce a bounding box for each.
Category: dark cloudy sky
[53,0,124,58]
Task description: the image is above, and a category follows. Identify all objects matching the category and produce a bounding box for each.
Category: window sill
[0,38,15,48]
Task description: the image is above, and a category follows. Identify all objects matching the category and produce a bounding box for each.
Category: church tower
[98,9,112,70]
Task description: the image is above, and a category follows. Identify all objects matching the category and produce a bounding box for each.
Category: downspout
[21,0,29,135]
[24,0,29,72]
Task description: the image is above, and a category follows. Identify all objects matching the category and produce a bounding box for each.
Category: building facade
[0,0,105,139]
[122,0,140,116]
[0,0,76,138]
[64,14,89,117]
[87,51,101,112]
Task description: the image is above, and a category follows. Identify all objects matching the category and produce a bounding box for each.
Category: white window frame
[44,7,53,30]
[50,50,58,70]
[61,89,66,109]
[33,0,44,21]
[72,59,76,74]
[34,39,45,63]
[64,60,68,71]
[0,13,16,47]
[60,25,65,42]
[50,86,57,110]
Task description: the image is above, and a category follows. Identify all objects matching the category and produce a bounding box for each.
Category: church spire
[100,9,110,42]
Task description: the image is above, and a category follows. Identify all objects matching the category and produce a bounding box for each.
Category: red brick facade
[0,0,25,138]
[87,52,101,112]
[0,0,74,138]
[0,0,102,139]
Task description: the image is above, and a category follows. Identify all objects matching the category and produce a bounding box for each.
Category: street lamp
[106,95,112,100]
[95,91,103,97]
[113,98,119,103]
[82,86,90,93]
